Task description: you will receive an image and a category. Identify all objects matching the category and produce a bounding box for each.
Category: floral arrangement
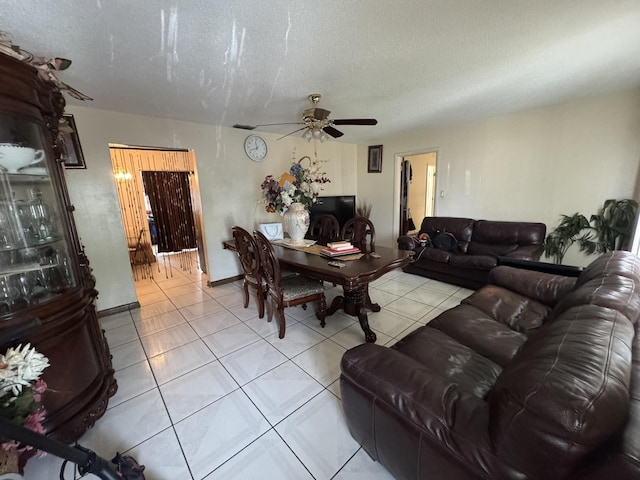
[0,344,49,455]
[260,155,330,214]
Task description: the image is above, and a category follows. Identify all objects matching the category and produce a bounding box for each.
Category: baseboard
[207,275,243,288]
[97,301,141,317]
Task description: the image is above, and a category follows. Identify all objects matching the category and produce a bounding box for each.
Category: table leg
[327,285,377,343]
[357,309,377,343]
[364,286,381,312]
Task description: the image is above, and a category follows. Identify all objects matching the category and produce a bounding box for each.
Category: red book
[321,246,361,257]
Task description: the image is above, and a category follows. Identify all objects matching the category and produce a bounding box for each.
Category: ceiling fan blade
[233,122,303,130]
[333,118,378,126]
[323,126,344,138]
[276,127,307,141]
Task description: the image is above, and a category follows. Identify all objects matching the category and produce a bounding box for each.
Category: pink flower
[24,411,46,433]
[33,379,47,394]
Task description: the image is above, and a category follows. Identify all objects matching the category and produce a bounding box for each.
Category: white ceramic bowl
[0,144,45,173]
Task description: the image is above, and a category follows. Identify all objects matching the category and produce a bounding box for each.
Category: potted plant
[580,199,639,254]
[543,213,591,264]
[544,199,639,264]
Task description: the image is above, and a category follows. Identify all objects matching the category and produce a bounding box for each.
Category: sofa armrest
[397,235,417,251]
[503,244,544,261]
[341,343,489,435]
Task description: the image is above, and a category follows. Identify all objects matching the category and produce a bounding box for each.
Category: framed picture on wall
[368,144,383,173]
[61,114,86,169]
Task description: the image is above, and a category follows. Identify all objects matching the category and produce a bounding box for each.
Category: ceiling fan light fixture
[302,129,313,142]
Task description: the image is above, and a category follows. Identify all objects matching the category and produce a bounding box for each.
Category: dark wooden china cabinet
[0,52,116,442]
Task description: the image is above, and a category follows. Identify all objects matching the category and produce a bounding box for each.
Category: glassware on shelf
[0,209,14,249]
[28,187,55,241]
[0,276,19,314]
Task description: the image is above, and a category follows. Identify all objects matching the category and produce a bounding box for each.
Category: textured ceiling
[2,0,640,143]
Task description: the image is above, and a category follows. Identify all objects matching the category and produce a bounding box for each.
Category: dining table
[224,239,414,343]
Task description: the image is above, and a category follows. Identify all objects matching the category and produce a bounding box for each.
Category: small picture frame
[61,114,86,169]
[368,145,383,173]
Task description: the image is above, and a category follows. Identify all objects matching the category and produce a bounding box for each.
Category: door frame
[393,148,439,238]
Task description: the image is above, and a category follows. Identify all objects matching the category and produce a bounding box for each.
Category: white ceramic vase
[283,202,310,245]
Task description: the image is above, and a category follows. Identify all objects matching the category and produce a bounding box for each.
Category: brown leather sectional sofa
[340,251,640,479]
[398,217,546,289]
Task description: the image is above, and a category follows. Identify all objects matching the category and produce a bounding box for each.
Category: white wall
[359,88,640,266]
[66,87,640,312]
[64,105,358,311]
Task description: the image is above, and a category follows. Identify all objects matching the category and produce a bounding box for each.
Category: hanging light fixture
[302,129,313,142]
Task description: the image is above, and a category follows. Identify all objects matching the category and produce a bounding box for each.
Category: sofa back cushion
[419,217,474,253]
[489,266,577,307]
[467,220,546,257]
[489,251,640,479]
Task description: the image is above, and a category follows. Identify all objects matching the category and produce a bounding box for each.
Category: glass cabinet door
[0,112,76,315]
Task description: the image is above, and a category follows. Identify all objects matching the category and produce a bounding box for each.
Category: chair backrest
[342,216,376,252]
[232,226,261,281]
[254,230,282,295]
[307,214,340,245]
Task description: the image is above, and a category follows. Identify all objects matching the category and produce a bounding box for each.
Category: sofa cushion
[418,247,451,263]
[489,265,577,307]
[489,303,636,479]
[448,254,497,270]
[462,284,551,334]
[467,242,519,257]
[429,304,528,367]
[394,326,502,399]
[472,220,546,246]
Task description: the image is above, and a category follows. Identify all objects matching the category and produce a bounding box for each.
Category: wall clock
[244,134,268,162]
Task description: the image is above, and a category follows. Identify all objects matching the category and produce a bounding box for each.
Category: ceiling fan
[233,93,377,141]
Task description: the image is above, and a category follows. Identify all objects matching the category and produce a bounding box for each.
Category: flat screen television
[309,195,356,231]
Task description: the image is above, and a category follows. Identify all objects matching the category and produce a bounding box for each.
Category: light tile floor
[24,252,473,480]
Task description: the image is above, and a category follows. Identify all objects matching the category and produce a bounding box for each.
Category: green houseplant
[544,199,639,264]
[543,213,591,264]
[580,199,639,254]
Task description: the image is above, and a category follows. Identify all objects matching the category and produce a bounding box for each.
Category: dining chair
[341,216,376,253]
[254,230,326,338]
[232,226,265,319]
[307,214,340,246]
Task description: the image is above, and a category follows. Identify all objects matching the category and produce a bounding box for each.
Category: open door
[398,152,437,237]
[110,146,209,280]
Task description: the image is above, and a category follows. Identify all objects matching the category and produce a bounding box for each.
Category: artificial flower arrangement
[0,344,49,456]
[260,155,330,214]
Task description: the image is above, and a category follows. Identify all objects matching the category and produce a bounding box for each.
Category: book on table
[321,246,361,257]
[326,241,353,250]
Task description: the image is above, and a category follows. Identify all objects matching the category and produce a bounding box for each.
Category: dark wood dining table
[224,240,414,343]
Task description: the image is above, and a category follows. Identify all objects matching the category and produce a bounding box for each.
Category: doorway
[398,151,437,236]
[110,146,209,281]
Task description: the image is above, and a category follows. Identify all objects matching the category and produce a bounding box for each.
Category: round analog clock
[244,134,268,162]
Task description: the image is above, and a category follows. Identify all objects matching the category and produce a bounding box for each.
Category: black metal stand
[0,416,128,479]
